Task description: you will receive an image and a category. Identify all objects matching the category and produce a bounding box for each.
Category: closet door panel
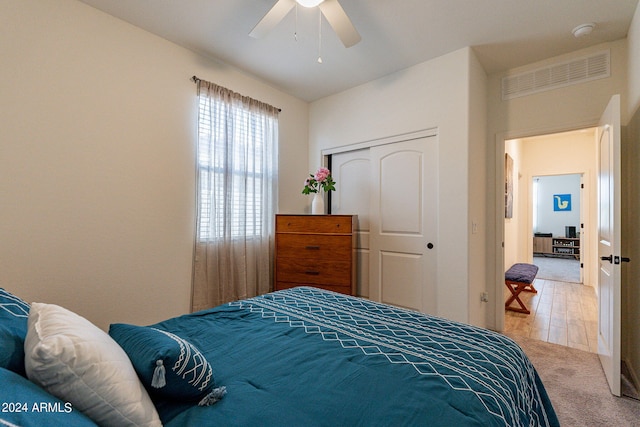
[369,137,438,314]
[331,149,370,298]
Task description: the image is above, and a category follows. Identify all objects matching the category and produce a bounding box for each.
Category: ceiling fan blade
[249,0,296,39]
[318,0,361,48]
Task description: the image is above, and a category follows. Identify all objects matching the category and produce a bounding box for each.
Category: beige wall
[309,47,489,326]
[624,0,640,394]
[0,0,309,330]
[629,3,640,116]
[467,52,489,326]
[625,102,640,394]
[504,139,524,270]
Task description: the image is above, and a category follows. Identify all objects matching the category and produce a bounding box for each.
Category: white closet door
[331,149,371,297]
[331,135,438,313]
[369,137,438,314]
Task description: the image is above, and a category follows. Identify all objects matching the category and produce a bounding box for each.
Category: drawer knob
[305,271,320,276]
[305,245,321,250]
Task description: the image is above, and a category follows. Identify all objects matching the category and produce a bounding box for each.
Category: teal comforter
[153,287,558,426]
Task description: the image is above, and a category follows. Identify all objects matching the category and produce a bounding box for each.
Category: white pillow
[24,302,162,427]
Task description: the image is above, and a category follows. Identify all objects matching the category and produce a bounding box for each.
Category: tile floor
[504,278,598,353]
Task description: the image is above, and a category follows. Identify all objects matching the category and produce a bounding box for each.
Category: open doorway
[532,173,582,284]
[498,95,627,397]
[503,128,598,353]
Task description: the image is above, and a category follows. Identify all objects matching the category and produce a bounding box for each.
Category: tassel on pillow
[198,386,227,406]
[151,359,166,389]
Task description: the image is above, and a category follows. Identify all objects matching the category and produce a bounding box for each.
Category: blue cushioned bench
[505,263,538,314]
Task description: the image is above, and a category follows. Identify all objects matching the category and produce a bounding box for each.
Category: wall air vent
[501,50,610,100]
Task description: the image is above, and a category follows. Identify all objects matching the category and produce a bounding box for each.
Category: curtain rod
[191,76,281,113]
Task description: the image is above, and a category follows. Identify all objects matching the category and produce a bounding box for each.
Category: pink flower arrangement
[314,167,330,182]
[302,167,336,194]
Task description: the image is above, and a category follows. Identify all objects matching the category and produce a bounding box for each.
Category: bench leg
[505,281,537,314]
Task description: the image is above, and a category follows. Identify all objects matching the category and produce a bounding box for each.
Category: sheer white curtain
[192,79,278,311]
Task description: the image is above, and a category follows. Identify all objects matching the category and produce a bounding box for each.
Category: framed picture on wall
[505,154,513,218]
[553,194,571,211]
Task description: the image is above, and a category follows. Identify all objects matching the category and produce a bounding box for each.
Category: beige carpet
[507,334,640,426]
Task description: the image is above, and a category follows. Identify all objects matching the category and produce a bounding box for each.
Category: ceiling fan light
[296,0,324,8]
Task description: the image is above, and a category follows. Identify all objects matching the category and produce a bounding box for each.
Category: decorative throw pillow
[24,303,162,427]
[0,288,30,375]
[109,323,226,406]
[0,366,97,427]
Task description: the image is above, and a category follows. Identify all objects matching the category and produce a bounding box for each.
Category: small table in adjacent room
[504,263,539,315]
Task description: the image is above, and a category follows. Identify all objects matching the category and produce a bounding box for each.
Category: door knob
[426,243,434,249]
[601,255,613,263]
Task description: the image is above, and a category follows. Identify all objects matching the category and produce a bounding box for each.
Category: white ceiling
[79,0,638,102]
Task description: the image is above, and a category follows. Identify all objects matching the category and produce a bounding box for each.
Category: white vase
[311,191,324,214]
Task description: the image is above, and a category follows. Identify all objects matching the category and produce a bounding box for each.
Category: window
[196,83,278,241]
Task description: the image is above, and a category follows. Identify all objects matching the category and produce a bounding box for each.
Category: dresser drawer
[276,258,352,286]
[276,215,353,234]
[276,234,351,259]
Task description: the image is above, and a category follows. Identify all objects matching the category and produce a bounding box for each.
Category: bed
[2,286,559,426]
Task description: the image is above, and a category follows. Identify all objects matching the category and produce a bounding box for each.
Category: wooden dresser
[275,214,357,296]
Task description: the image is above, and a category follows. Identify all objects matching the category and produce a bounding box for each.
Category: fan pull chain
[294,4,298,41]
[317,9,323,63]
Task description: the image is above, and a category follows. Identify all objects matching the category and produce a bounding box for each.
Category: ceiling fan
[249,0,361,48]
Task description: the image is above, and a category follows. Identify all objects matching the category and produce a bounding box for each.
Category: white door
[331,149,371,297]
[597,94,622,396]
[369,137,438,314]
